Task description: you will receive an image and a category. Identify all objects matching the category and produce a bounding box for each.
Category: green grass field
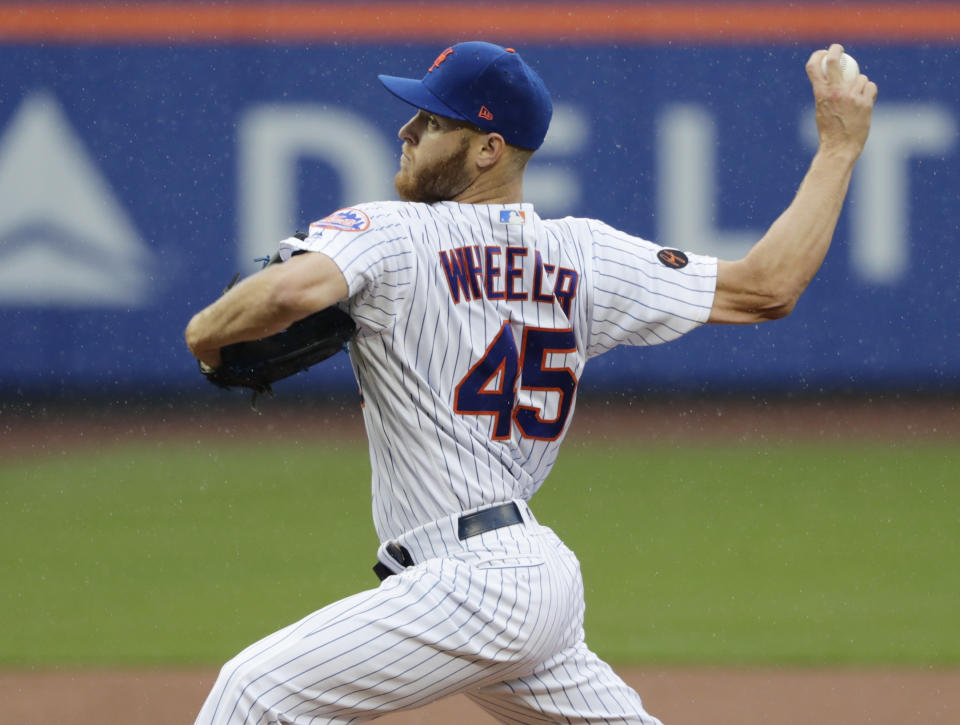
[2,436,958,667]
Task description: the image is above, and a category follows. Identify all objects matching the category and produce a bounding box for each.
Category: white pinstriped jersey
[281,200,717,542]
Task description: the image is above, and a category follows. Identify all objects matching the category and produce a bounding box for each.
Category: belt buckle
[373,541,415,582]
[386,542,414,568]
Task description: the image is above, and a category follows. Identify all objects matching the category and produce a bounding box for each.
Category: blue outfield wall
[0,43,958,397]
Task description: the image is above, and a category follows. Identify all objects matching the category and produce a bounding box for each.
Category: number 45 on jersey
[455,323,577,442]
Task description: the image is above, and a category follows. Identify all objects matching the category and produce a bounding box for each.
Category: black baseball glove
[200,241,356,397]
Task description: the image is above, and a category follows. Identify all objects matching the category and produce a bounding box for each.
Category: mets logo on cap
[310,207,371,233]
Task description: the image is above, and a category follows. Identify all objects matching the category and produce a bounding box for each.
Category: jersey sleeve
[278,203,415,333]
[586,219,717,359]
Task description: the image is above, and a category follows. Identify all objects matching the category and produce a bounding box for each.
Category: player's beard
[394,137,474,203]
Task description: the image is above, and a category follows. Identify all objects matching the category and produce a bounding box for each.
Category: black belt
[373,501,524,581]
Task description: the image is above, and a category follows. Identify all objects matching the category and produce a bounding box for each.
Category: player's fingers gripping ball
[821,51,859,83]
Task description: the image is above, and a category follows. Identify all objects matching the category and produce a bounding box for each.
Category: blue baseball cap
[378,41,552,151]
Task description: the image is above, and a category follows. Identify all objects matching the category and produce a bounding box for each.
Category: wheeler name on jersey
[439,245,579,317]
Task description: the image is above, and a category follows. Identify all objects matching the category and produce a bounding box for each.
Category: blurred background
[1,2,958,724]
[0,0,957,403]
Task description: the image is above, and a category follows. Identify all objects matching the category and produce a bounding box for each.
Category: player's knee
[200,656,278,724]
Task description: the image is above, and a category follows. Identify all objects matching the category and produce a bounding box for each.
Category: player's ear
[474,132,506,169]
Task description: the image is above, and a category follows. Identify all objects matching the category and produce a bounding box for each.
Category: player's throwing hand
[807,43,878,158]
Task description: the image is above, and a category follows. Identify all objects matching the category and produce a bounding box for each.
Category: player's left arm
[708,44,877,325]
[185,252,349,367]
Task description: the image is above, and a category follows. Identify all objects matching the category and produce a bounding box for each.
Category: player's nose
[398,114,419,144]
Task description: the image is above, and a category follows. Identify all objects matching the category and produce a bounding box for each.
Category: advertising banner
[1,4,958,395]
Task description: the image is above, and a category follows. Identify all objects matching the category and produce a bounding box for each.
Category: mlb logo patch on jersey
[310,207,371,233]
[499,210,526,225]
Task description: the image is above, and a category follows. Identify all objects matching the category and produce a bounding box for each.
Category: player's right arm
[707,44,878,325]
[185,252,348,368]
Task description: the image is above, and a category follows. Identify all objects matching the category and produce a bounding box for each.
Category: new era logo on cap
[377,41,553,151]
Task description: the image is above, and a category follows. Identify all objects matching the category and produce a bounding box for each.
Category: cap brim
[377,74,466,122]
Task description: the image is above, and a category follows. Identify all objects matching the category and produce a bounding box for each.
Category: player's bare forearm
[185,267,297,367]
[185,252,348,367]
[708,44,877,325]
[710,147,855,323]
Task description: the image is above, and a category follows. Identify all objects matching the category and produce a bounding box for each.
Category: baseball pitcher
[185,41,876,723]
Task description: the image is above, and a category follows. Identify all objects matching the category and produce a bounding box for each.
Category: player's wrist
[813,140,862,167]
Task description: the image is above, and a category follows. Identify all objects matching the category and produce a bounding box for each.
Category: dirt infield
[3,666,960,724]
[3,395,959,462]
[4,396,958,723]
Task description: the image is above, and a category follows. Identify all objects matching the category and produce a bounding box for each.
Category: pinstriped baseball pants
[195,502,663,724]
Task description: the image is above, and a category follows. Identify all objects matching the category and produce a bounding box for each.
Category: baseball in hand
[821,52,859,82]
